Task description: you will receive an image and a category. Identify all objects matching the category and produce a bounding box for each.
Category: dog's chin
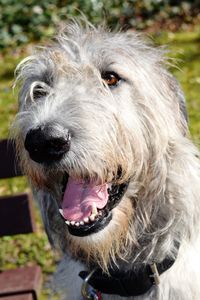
[59,173,129,237]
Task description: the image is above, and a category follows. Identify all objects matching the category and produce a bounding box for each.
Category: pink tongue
[62,177,109,222]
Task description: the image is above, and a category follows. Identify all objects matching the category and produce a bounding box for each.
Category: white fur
[13,22,200,299]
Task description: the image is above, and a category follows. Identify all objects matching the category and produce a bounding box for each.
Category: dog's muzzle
[24,124,71,164]
[24,124,129,237]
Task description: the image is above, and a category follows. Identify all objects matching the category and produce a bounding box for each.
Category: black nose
[24,125,71,164]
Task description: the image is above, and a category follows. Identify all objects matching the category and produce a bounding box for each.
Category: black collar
[79,253,178,297]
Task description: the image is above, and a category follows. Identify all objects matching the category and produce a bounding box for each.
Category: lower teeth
[64,210,103,227]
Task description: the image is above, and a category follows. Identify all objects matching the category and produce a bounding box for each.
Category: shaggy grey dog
[13,22,200,300]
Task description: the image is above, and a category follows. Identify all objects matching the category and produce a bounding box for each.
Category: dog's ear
[167,74,188,136]
[171,76,188,122]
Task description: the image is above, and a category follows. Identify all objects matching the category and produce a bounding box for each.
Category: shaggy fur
[12,22,200,299]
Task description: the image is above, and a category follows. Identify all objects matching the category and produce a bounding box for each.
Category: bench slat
[0,139,22,179]
[0,294,33,300]
[0,193,36,236]
[0,266,42,300]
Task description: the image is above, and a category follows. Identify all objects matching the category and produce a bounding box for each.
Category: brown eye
[102,72,121,87]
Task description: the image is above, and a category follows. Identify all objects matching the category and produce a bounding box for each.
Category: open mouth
[59,174,129,237]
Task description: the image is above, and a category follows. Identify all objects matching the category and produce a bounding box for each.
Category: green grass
[155,26,200,142]
[0,25,199,298]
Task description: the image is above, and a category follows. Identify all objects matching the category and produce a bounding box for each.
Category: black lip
[68,211,112,237]
[107,181,129,210]
[65,181,129,237]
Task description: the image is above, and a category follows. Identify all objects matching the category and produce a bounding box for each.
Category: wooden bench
[0,139,42,300]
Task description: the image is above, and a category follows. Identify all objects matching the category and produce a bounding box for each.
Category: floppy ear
[178,90,188,124]
[168,74,188,136]
[172,76,188,123]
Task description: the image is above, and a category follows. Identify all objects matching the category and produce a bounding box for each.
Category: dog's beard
[66,196,135,272]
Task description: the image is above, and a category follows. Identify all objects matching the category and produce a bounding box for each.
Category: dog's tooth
[92,202,98,216]
[89,214,96,222]
[65,220,70,225]
[83,217,89,223]
[70,221,75,226]
[80,221,84,226]
[59,209,64,217]
[75,222,80,226]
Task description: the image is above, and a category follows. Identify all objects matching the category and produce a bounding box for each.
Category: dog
[13,22,200,299]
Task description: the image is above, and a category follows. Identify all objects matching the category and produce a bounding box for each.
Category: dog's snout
[24,125,70,164]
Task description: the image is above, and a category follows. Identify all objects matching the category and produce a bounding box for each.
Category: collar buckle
[81,269,102,300]
[149,263,160,285]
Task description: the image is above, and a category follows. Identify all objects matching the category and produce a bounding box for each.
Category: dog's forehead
[17,26,165,92]
[35,33,151,91]
[53,30,146,71]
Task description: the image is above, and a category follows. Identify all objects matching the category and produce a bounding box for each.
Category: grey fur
[12,22,200,299]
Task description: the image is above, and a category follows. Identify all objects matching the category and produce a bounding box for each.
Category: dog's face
[13,24,188,267]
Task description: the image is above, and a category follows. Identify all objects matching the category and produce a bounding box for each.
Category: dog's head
[13,23,190,268]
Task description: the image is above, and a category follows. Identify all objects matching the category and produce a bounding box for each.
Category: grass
[155,26,200,141]
[0,25,199,298]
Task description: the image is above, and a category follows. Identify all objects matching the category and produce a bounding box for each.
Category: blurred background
[0,1,199,299]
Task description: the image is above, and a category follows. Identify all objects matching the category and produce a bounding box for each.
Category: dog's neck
[79,242,180,298]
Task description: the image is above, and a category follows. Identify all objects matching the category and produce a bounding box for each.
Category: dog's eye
[30,82,49,101]
[33,88,47,100]
[102,72,121,87]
